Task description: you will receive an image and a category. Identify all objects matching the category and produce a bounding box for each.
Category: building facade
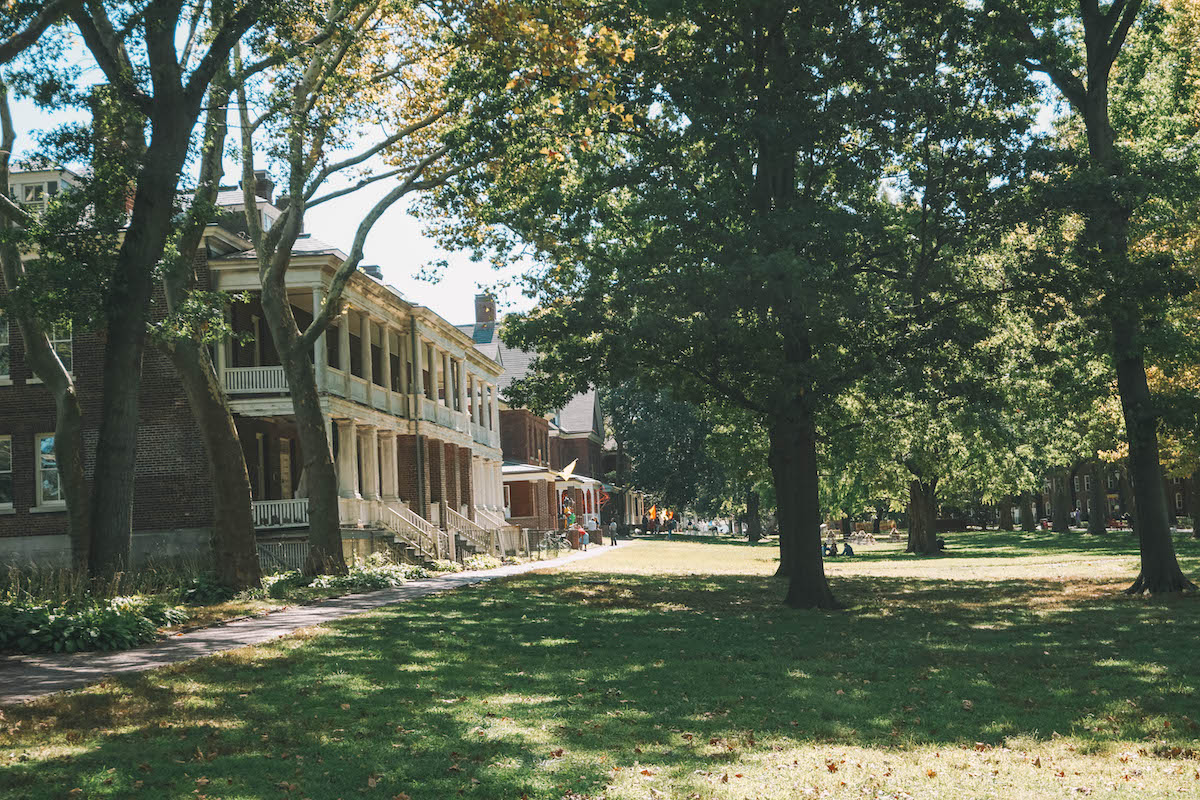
[1,170,507,565]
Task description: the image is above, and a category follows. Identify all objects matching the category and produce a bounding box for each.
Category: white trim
[34,432,64,509]
[0,433,11,511]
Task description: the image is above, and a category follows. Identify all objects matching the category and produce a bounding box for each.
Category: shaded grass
[1,534,1198,799]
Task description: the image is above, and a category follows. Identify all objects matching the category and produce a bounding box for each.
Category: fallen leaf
[927,769,937,778]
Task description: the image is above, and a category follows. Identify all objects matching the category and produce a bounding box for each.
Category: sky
[6,93,536,329]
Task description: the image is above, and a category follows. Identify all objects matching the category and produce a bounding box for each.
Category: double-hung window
[50,324,72,374]
[0,311,9,382]
[35,433,64,508]
[0,435,12,511]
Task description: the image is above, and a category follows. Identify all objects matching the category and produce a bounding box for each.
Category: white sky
[7,94,534,328]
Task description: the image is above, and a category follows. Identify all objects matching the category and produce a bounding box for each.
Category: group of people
[822,532,855,558]
[567,505,620,550]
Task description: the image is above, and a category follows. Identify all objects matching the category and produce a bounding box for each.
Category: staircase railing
[445,507,497,554]
[375,501,442,561]
[473,507,507,530]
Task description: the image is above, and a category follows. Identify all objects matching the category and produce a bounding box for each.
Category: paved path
[0,544,626,705]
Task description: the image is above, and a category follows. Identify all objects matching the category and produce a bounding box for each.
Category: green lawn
[3,531,1199,799]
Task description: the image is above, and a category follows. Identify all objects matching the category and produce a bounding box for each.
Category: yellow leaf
[622,48,635,62]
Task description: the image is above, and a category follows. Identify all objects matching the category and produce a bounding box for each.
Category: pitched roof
[558,389,599,436]
[222,232,345,261]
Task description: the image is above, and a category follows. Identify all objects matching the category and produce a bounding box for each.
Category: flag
[666,509,674,520]
[599,490,610,507]
[649,505,657,520]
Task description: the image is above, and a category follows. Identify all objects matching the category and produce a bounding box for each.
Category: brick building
[1,169,507,565]
[458,295,613,531]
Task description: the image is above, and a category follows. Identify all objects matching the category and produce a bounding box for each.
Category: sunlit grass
[1,531,1198,799]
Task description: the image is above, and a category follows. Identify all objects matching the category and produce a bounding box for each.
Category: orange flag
[648,505,657,520]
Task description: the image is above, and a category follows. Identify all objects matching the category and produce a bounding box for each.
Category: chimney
[253,170,274,203]
[361,264,383,280]
[475,293,496,325]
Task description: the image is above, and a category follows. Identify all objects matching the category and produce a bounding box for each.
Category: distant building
[1,169,505,566]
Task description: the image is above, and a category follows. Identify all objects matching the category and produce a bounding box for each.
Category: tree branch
[0,0,75,66]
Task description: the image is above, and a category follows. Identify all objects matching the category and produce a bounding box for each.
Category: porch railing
[473,507,507,529]
[445,506,498,555]
[377,500,443,561]
[225,366,289,394]
[252,498,309,528]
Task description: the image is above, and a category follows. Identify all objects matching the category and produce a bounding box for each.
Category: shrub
[179,574,236,606]
[430,559,463,573]
[463,554,502,571]
[0,596,187,654]
[262,570,309,599]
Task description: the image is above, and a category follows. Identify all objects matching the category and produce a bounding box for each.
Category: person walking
[609,519,618,546]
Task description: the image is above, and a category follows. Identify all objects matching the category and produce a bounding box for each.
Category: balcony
[225,366,289,394]
[223,366,409,419]
[472,421,500,449]
[252,498,310,529]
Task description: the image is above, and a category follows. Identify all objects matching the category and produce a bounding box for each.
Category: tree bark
[998,498,1014,531]
[768,404,838,608]
[1088,461,1108,535]
[1113,329,1195,593]
[260,281,346,575]
[1020,492,1036,531]
[163,339,261,589]
[905,478,941,554]
[1051,470,1072,533]
[1190,472,1200,539]
[745,487,763,542]
[1116,461,1137,532]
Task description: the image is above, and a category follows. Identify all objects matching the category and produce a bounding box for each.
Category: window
[1108,472,1116,490]
[1073,476,1080,492]
[1084,475,1091,492]
[35,433,63,507]
[0,311,9,380]
[1176,492,1184,512]
[0,435,11,509]
[50,324,72,373]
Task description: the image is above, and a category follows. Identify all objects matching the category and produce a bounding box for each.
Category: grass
[1,530,1199,799]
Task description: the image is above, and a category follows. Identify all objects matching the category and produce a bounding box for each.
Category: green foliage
[430,559,465,573]
[179,574,237,606]
[463,553,503,570]
[0,595,186,654]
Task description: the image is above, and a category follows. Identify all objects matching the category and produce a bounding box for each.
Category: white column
[442,350,452,407]
[361,313,373,386]
[338,308,351,394]
[381,324,393,411]
[412,334,424,397]
[324,415,334,459]
[457,360,468,414]
[336,418,360,498]
[312,287,327,392]
[426,343,437,400]
[466,375,475,424]
[361,425,380,500]
[215,309,228,384]
[379,431,397,501]
[489,384,499,432]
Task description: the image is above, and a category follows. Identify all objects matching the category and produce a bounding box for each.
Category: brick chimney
[475,293,496,325]
[252,170,274,203]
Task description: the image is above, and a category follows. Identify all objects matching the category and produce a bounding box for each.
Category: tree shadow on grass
[2,569,1198,799]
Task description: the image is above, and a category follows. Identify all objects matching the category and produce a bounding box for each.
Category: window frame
[34,432,65,510]
[0,434,12,512]
[0,310,10,385]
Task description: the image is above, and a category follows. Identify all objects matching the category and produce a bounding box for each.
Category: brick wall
[458,448,473,520]
[0,249,214,542]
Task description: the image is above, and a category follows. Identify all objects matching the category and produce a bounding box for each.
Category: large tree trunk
[1088,461,1108,535]
[88,92,195,573]
[768,404,838,609]
[997,498,1014,531]
[905,478,941,555]
[1113,326,1195,593]
[260,279,346,575]
[165,339,262,589]
[1191,472,1200,539]
[1020,493,1036,532]
[745,488,763,542]
[1051,470,1072,533]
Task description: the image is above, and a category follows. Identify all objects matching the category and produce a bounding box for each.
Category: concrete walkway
[0,544,626,705]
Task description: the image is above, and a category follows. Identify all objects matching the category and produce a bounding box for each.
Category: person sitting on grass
[842,542,854,557]
[825,541,839,557]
